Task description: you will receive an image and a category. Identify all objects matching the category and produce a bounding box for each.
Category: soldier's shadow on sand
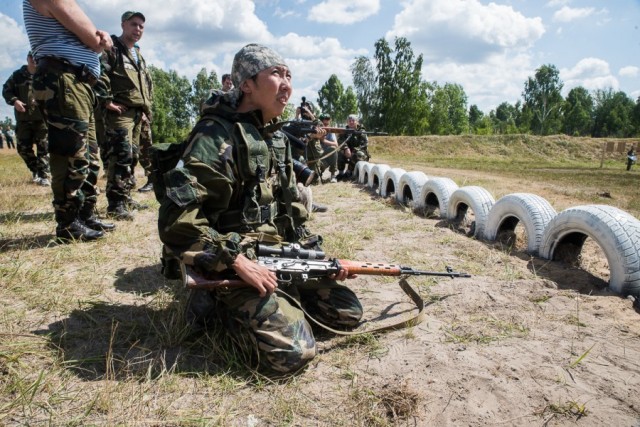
[112,264,175,295]
[0,234,57,253]
[0,211,54,223]
[32,299,239,381]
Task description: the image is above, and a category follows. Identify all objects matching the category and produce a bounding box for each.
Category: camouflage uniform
[158,57,362,374]
[4,65,50,181]
[31,65,102,236]
[337,125,369,176]
[100,35,153,214]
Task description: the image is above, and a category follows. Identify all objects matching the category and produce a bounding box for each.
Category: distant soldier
[2,52,50,185]
[295,96,314,121]
[336,114,369,181]
[221,73,233,92]
[627,146,637,171]
[3,126,16,149]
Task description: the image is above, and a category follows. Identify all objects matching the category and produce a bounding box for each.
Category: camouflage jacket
[338,125,368,151]
[100,36,153,114]
[2,65,42,122]
[158,91,305,272]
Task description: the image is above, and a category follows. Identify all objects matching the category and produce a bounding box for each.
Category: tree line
[317,37,640,138]
[108,38,640,141]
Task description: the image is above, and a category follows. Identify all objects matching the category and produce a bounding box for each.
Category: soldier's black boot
[137,178,153,193]
[107,199,135,221]
[79,204,116,232]
[56,219,105,242]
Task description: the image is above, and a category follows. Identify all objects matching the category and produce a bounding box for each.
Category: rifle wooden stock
[337,260,404,275]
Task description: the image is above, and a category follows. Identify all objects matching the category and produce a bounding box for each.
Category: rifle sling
[275,277,425,335]
[305,139,350,165]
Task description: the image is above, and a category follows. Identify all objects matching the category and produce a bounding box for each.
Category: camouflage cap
[231,44,287,88]
[121,11,145,22]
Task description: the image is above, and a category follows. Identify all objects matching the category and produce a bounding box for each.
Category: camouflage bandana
[231,44,287,88]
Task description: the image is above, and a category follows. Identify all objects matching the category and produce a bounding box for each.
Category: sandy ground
[303,172,640,426]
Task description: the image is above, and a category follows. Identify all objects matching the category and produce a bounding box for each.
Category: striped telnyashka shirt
[22,0,100,78]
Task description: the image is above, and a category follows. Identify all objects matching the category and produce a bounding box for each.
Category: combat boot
[56,219,104,242]
[126,196,149,211]
[80,204,116,232]
[107,200,135,221]
[137,178,153,193]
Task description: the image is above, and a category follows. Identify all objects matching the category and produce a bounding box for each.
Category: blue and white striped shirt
[23,0,100,78]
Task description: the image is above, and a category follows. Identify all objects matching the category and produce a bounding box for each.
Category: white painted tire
[446,186,495,239]
[368,164,391,192]
[361,162,376,185]
[419,177,458,218]
[485,193,557,256]
[539,205,640,296]
[397,171,429,207]
[380,168,406,198]
[354,161,370,183]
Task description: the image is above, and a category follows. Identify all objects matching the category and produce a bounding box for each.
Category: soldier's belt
[37,57,98,87]
[215,201,278,233]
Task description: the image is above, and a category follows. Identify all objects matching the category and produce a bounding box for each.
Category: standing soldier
[2,52,51,185]
[23,0,115,241]
[101,11,153,219]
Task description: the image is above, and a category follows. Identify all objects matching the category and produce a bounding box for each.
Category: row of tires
[351,161,640,298]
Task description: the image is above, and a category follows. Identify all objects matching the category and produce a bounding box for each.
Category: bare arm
[29,0,111,52]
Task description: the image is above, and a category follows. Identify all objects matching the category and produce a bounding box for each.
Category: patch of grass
[443,315,529,344]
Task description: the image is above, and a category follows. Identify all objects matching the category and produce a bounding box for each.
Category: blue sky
[1,0,638,123]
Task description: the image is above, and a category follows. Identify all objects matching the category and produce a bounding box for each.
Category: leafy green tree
[469,105,484,133]
[632,97,640,135]
[317,74,344,121]
[492,102,518,134]
[339,87,358,125]
[429,83,468,135]
[149,65,192,143]
[350,55,378,127]
[592,88,635,137]
[562,86,593,136]
[522,64,564,135]
[376,38,430,135]
[351,37,430,135]
[190,68,220,120]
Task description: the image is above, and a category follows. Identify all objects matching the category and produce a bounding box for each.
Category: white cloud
[423,52,535,112]
[552,6,595,23]
[561,58,619,92]
[386,0,545,63]
[308,0,380,24]
[546,0,571,7]
[619,66,639,78]
[0,14,28,70]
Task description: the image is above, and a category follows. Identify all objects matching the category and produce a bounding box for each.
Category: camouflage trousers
[16,119,50,179]
[195,279,363,375]
[338,147,369,173]
[104,108,142,201]
[138,118,153,176]
[32,69,98,226]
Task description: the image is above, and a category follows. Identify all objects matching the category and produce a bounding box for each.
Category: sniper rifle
[181,243,470,333]
[182,243,470,290]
